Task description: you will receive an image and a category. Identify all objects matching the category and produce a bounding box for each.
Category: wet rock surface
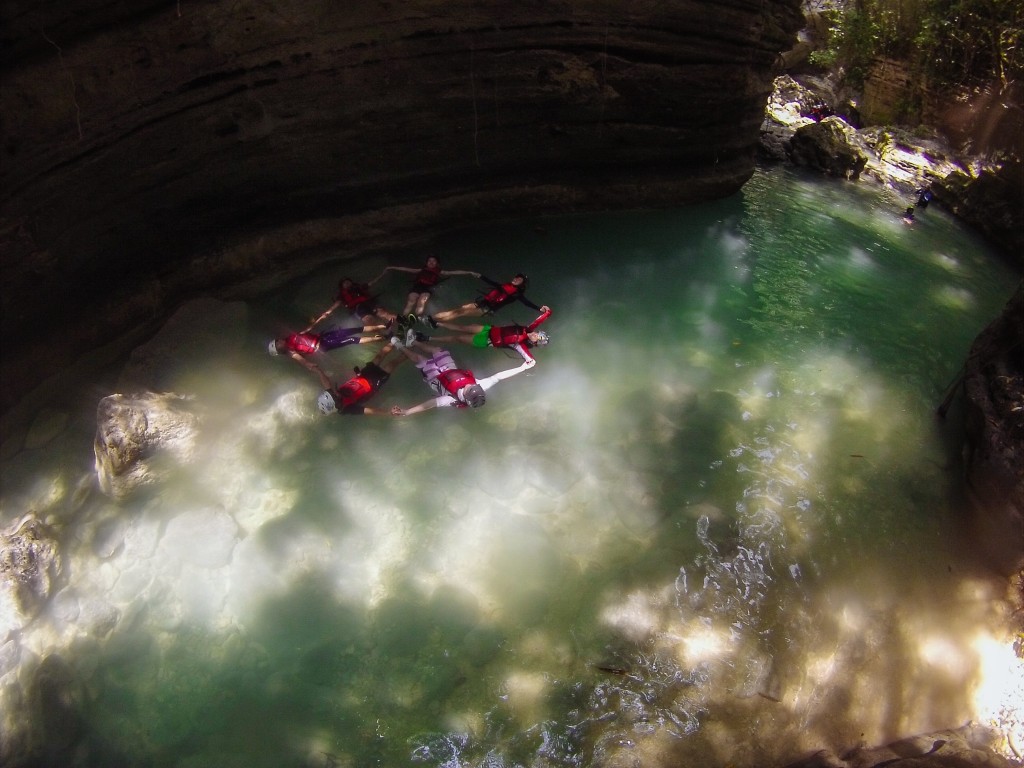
[0,517,64,635]
[93,391,200,500]
[962,285,1024,574]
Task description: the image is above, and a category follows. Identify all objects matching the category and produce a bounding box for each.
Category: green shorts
[471,327,492,348]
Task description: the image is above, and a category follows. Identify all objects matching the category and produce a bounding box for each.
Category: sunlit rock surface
[760,74,1024,265]
[0,0,804,416]
[93,392,200,500]
[0,517,64,635]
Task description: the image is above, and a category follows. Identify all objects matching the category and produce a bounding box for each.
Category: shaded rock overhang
[0,0,803,416]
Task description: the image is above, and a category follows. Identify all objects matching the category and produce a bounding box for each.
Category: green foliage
[814,0,1023,89]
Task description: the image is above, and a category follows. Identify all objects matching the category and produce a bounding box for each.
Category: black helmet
[462,384,486,408]
[514,273,530,290]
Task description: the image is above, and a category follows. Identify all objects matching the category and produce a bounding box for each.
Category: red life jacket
[336,374,373,407]
[482,282,519,307]
[285,332,320,355]
[436,369,477,407]
[415,263,442,287]
[489,324,527,347]
[337,283,373,310]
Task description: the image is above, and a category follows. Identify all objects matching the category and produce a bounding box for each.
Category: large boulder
[786,117,868,179]
[93,392,200,501]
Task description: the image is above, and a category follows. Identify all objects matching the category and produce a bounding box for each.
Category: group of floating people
[268,255,552,417]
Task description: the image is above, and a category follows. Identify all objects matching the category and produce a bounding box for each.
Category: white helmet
[533,331,550,346]
[317,390,336,415]
[268,340,280,356]
[461,384,486,408]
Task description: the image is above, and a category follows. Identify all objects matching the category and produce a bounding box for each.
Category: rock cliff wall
[0,0,802,416]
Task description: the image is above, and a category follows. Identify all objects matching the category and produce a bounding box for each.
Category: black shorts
[411,281,436,295]
[339,362,391,415]
[474,297,499,313]
[354,300,378,317]
[359,362,390,390]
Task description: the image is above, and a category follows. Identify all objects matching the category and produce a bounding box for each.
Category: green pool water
[1,164,1020,767]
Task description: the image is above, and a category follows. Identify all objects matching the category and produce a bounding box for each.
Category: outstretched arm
[316,369,333,391]
[290,352,328,379]
[391,397,441,416]
[479,358,536,390]
[363,404,399,415]
[478,274,502,288]
[441,269,481,278]
[516,294,542,312]
[507,342,535,363]
[526,306,552,332]
[385,266,418,274]
[306,300,342,332]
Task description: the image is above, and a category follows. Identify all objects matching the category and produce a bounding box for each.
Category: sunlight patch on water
[933,284,976,312]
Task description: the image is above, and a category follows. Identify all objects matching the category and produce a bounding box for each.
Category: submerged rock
[0,516,64,636]
[781,724,1013,767]
[93,391,200,501]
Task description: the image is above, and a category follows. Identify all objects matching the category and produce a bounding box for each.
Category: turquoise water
[1,165,1020,767]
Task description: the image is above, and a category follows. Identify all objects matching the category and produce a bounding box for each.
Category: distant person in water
[378,255,480,320]
[423,305,552,364]
[269,325,386,379]
[308,276,397,331]
[902,206,915,225]
[425,273,541,326]
[916,187,933,209]
[388,340,535,416]
[316,341,407,416]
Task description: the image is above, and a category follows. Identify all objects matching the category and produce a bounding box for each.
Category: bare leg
[394,343,429,364]
[414,293,432,316]
[424,333,475,345]
[381,348,409,374]
[436,319,485,333]
[402,292,419,316]
[432,303,481,323]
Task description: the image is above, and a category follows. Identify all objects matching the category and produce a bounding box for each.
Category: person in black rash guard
[425,273,541,326]
[315,341,407,416]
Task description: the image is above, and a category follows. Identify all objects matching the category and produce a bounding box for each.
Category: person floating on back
[902,206,915,225]
[308,276,397,331]
[269,324,386,379]
[389,340,535,416]
[377,254,480,322]
[316,341,407,416]
[425,273,541,327]
[422,305,552,364]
